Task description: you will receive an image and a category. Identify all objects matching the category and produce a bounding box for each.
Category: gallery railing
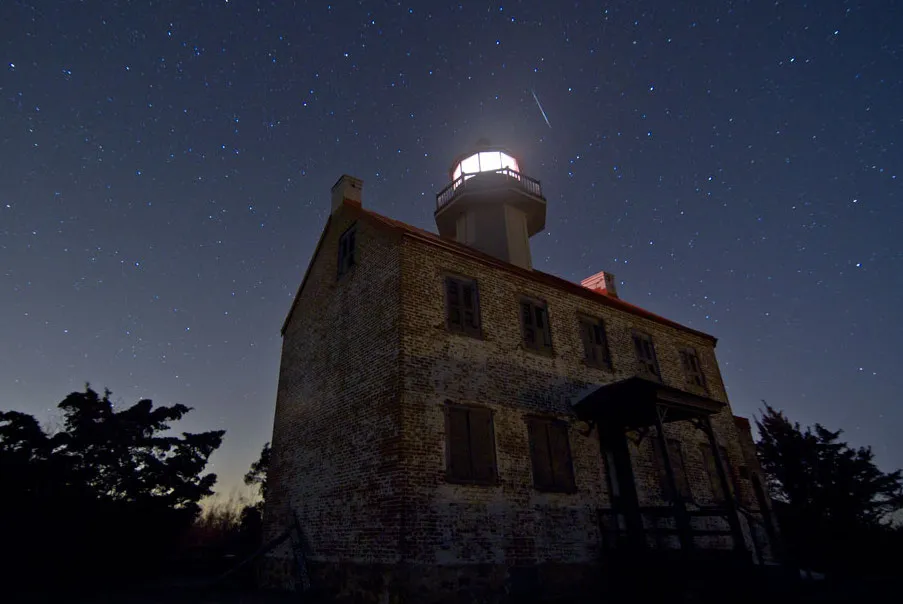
[435,168,543,210]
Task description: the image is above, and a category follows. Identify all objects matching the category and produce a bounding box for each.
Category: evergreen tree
[756,403,903,575]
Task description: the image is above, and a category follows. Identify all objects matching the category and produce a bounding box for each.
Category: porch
[572,377,755,558]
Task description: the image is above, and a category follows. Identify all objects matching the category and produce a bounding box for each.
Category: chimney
[331,174,363,213]
[581,270,619,299]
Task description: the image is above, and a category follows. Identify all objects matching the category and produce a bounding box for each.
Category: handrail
[435,167,543,210]
[597,504,742,552]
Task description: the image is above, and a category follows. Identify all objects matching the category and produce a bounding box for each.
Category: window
[337,223,357,277]
[445,403,497,484]
[579,316,611,369]
[652,437,692,502]
[632,331,660,379]
[520,299,552,352]
[445,276,481,337]
[527,418,576,492]
[699,444,737,503]
[680,348,706,388]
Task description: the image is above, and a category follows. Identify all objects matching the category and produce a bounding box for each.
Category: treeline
[0,386,254,591]
[4,385,902,591]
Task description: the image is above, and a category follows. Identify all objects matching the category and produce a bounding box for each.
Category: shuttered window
[445,276,481,337]
[527,418,576,492]
[337,223,357,277]
[579,316,612,369]
[520,299,552,352]
[680,348,706,388]
[632,331,661,379]
[652,437,692,502]
[445,404,497,484]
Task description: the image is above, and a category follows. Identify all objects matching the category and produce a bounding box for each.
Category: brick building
[261,145,779,601]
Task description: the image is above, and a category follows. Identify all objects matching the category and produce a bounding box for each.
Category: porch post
[702,416,746,553]
[600,423,644,551]
[653,406,693,551]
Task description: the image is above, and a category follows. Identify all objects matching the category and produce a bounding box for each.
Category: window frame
[337,223,357,278]
[444,275,482,338]
[680,347,707,390]
[519,297,553,354]
[578,314,613,370]
[526,416,577,493]
[444,402,498,486]
[631,330,661,380]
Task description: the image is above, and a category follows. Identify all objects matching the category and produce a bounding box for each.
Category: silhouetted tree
[0,385,224,589]
[244,441,270,502]
[238,442,270,549]
[756,403,903,576]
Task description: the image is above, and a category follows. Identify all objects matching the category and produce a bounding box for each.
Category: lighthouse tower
[434,140,546,269]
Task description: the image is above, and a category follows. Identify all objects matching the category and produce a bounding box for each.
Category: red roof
[283,200,717,344]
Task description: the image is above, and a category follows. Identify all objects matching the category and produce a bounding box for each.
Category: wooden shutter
[682,349,705,387]
[347,228,356,267]
[720,446,738,496]
[468,407,496,482]
[521,301,536,346]
[337,225,356,276]
[579,319,593,362]
[667,439,691,500]
[535,305,552,347]
[651,437,673,501]
[528,420,553,489]
[446,405,472,480]
[653,437,690,501]
[593,323,611,366]
[446,277,463,330]
[462,281,480,334]
[700,444,725,502]
[633,332,659,377]
[548,422,576,491]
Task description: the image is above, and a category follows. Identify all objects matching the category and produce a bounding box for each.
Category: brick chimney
[581,270,619,299]
[331,174,363,214]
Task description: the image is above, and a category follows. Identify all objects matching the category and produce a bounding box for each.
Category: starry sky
[2,1,901,496]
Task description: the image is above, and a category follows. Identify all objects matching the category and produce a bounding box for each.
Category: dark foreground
[6,576,901,604]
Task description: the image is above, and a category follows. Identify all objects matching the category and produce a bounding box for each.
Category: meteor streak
[531,89,552,129]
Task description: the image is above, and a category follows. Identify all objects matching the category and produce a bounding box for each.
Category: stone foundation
[258,557,602,603]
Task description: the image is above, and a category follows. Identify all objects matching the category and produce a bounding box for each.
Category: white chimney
[581,270,619,299]
[331,174,363,214]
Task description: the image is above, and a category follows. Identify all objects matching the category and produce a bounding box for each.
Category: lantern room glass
[452,151,520,184]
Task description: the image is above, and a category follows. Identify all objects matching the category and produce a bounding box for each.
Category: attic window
[337,223,357,277]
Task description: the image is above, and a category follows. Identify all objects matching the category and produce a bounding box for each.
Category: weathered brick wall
[264,204,775,596]
[397,234,761,566]
[261,205,404,589]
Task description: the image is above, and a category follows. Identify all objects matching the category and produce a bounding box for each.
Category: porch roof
[572,376,726,429]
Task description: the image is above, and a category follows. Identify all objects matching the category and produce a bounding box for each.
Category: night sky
[2,1,901,497]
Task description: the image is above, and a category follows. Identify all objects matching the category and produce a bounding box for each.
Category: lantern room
[434,141,547,270]
[450,149,520,182]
